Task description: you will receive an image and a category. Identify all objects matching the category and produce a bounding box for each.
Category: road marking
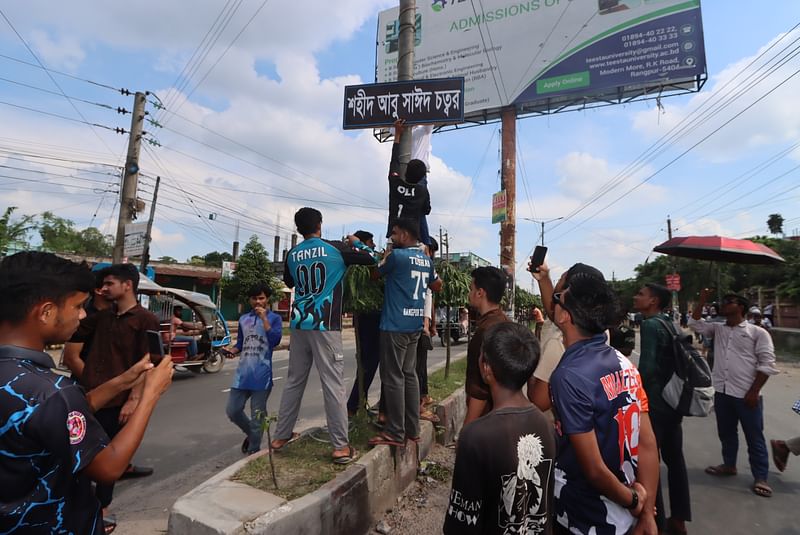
[221,388,231,392]
[273,376,283,381]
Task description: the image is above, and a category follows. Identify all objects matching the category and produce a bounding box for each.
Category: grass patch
[233,413,372,501]
[234,357,467,501]
[427,356,467,402]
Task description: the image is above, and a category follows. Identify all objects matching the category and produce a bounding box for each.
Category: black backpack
[653,316,714,417]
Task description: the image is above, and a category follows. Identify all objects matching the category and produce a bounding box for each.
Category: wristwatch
[626,487,639,510]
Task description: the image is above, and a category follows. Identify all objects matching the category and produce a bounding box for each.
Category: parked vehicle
[138,277,231,373]
[435,307,470,346]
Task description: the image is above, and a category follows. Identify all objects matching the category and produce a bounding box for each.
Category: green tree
[156,255,179,264]
[222,235,282,304]
[202,250,233,267]
[767,214,784,236]
[38,212,112,256]
[0,206,36,256]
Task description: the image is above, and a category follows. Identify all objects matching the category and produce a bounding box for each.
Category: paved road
[112,330,467,534]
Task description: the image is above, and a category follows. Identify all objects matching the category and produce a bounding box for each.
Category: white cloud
[632,27,800,163]
[28,30,85,72]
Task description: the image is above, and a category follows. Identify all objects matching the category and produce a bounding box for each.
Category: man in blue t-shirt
[272,207,374,464]
[368,218,440,447]
[225,283,282,455]
[549,271,659,535]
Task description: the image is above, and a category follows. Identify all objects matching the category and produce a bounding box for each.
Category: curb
[168,390,466,534]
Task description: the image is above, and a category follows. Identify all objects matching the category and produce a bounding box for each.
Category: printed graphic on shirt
[67,410,87,445]
[287,239,347,331]
[380,247,436,333]
[498,434,551,534]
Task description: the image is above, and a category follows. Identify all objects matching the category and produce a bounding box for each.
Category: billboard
[343,78,464,129]
[376,0,706,121]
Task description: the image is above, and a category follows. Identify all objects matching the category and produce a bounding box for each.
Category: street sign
[222,261,237,278]
[123,222,147,257]
[342,77,465,129]
[492,190,507,224]
[665,273,681,291]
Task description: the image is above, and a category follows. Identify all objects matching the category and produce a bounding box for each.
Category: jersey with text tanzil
[284,238,372,331]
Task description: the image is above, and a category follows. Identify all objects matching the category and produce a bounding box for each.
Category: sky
[1,0,799,289]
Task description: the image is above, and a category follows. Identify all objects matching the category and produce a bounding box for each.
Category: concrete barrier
[169,421,437,534]
[434,387,466,446]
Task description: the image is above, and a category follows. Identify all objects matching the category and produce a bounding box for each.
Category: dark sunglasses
[553,292,570,313]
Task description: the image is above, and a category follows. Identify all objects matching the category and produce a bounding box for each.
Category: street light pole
[521,217,564,246]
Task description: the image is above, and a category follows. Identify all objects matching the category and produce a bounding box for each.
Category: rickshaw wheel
[202,350,225,373]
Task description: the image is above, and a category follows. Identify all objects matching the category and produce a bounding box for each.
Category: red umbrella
[653,236,785,265]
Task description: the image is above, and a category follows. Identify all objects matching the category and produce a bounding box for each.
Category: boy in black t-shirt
[444,322,555,535]
[386,119,431,246]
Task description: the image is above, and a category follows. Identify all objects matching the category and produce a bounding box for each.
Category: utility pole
[667,216,679,319]
[500,107,516,312]
[139,175,160,273]
[396,0,416,177]
[232,220,240,261]
[113,91,147,263]
[439,226,452,378]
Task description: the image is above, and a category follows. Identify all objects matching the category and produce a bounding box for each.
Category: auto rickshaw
[138,277,231,373]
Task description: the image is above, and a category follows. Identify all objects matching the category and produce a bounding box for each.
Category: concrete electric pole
[113,91,147,263]
[396,0,416,177]
[500,107,516,310]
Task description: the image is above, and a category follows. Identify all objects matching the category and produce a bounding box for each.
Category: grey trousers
[379,330,421,441]
[274,329,349,449]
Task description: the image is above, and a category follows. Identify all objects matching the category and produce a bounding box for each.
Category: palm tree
[0,207,36,256]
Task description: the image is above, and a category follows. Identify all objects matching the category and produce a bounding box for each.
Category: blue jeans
[173,335,197,357]
[226,388,270,453]
[347,312,381,413]
[714,392,769,480]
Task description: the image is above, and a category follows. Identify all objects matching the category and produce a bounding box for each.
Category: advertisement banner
[343,78,465,129]
[123,222,147,257]
[665,273,681,291]
[376,0,706,118]
[492,190,507,224]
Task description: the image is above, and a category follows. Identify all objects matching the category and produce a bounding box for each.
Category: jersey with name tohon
[378,245,436,333]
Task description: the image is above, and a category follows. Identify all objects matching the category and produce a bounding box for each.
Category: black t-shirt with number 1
[386,143,431,239]
[444,405,556,535]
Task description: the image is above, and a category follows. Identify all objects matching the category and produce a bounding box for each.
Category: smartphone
[529,245,548,273]
[146,330,165,366]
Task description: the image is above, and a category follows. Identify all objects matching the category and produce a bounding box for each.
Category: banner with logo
[377,0,706,118]
[492,190,507,224]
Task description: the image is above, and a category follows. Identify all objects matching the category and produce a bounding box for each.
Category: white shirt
[688,317,778,398]
[423,288,433,321]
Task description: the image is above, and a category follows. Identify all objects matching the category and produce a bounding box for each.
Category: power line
[0,53,122,93]
[0,99,125,133]
[0,8,121,158]
[0,76,125,113]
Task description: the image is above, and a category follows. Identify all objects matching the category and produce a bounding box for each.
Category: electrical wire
[0,53,121,93]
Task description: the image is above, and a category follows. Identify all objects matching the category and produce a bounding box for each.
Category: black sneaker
[241,437,250,454]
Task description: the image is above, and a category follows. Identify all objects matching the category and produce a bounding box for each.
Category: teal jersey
[283,237,373,331]
[378,245,436,333]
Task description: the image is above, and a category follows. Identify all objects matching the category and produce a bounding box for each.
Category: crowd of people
[0,119,791,535]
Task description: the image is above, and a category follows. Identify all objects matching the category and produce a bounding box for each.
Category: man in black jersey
[386,119,431,246]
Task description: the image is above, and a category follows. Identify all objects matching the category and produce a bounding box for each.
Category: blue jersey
[549,335,649,535]
[284,237,373,331]
[378,245,436,333]
[233,310,282,390]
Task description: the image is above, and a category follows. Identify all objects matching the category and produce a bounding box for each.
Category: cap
[749,306,762,315]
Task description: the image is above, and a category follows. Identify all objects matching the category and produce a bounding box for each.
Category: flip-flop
[752,480,772,498]
[405,435,420,444]
[103,514,117,534]
[119,465,153,480]
[705,464,737,476]
[368,432,404,447]
[420,409,440,423]
[270,432,300,452]
[771,439,789,472]
[332,445,358,465]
